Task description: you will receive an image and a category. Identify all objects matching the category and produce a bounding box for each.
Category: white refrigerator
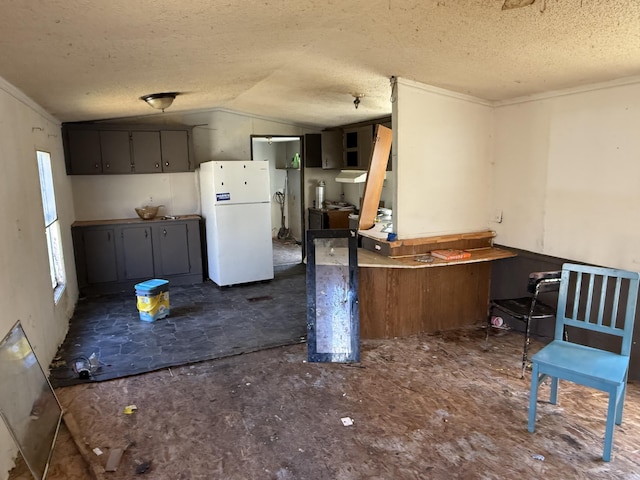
[199,160,274,286]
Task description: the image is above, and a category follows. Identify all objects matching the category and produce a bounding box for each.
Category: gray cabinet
[153,223,191,276]
[78,228,119,284]
[63,124,193,175]
[131,131,163,173]
[161,130,190,172]
[72,217,203,294]
[101,130,133,173]
[67,130,102,175]
[120,225,155,280]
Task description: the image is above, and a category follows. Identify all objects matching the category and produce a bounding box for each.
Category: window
[37,151,65,301]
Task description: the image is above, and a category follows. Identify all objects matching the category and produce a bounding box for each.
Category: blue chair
[527,263,640,462]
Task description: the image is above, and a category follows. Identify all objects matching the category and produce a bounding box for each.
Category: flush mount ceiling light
[352,93,365,109]
[502,0,535,9]
[140,92,178,112]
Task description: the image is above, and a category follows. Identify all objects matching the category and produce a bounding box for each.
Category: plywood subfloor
[12,328,640,479]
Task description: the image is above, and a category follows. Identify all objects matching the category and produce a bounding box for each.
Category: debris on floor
[14,328,640,479]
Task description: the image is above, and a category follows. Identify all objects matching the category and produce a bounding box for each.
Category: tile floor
[50,263,306,387]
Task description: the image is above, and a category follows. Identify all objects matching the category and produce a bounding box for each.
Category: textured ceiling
[1,0,639,128]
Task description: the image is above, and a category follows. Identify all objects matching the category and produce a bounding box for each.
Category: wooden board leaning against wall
[354,125,517,339]
[358,124,392,231]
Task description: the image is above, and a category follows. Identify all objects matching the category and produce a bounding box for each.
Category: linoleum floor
[50,263,306,387]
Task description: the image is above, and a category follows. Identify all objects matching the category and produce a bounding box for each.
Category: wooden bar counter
[355,230,515,339]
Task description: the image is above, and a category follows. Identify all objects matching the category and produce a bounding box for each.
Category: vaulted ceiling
[1,0,639,128]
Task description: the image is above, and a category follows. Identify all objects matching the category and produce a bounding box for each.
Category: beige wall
[0,78,79,475]
[394,77,494,239]
[492,81,640,271]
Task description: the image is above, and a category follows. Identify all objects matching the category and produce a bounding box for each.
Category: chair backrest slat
[612,276,622,327]
[555,263,640,357]
[595,274,607,326]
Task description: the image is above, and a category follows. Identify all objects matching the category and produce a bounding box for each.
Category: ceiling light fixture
[501,0,535,9]
[140,92,178,112]
[352,93,365,109]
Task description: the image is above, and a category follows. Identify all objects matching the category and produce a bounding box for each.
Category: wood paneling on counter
[360,262,492,339]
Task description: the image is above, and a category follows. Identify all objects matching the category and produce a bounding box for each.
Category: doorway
[251,135,304,267]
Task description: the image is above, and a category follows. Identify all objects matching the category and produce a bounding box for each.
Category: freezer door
[206,202,274,286]
[202,160,271,205]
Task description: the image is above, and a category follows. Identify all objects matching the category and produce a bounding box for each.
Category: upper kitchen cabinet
[65,129,132,174]
[303,134,321,168]
[131,131,162,173]
[101,130,134,173]
[66,129,102,175]
[160,130,190,172]
[343,125,373,170]
[62,123,193,175]
[304,131,342,169]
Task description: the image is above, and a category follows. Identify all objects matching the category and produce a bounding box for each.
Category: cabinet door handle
[95,163,100,169]
[155,163,160,168]
[163,229,167,237]
[165,162,170,167]
[105,163,110,169]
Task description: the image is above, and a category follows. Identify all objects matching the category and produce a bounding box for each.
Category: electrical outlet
[492,209,503,223]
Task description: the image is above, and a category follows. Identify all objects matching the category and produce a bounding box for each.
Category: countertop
[314,246,516,269]
[72,214,201,227]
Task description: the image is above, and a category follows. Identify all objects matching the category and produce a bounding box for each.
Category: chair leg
[528,362,540,432]
[522,316,532,378]
[615,378,627,425]
[603,391,618,462]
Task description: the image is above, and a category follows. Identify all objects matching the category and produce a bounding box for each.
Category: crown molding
[396,77,493,107]
[493,75,640,107]
[0,75,60,125]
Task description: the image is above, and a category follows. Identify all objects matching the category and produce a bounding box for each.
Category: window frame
[36,150,66,302]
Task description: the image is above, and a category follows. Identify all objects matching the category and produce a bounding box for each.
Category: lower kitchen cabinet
[152,223,192,276]
[308,208,352,229]
[72,216,203,295]
[79,228,119,284]
[120,225,155,280]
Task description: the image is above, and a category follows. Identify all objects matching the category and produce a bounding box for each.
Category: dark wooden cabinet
[308,208,352,229]
[72,216,203,294]
[320,130,343,169]
[303,134,322,168]
[63,124,193,175]
[343,125,373,170]
[304,131,342,169]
